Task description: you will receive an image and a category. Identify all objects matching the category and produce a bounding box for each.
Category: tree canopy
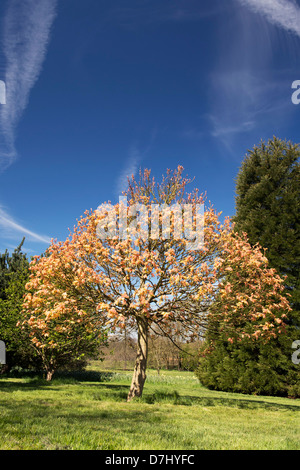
[22,166,290,400]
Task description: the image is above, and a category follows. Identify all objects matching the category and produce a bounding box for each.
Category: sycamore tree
[22,167,290,400]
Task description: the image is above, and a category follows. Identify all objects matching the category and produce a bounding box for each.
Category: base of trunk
[46,370,54,381]
[127,367,147,402]
[127,317,148,402]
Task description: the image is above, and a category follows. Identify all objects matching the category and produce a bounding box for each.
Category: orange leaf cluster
[21,168,291,350]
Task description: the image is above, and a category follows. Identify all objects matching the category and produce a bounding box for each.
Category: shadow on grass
[1,371,299,412]
[137,390,300,412]
[0,379,66,394]
[0,377,130,401]
[0,369,118,394]
[54,370,116,382]
[1,368,115,382]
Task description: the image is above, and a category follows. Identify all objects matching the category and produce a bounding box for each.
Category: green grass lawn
[0,363,299,450]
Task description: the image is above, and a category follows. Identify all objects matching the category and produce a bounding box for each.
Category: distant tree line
[101,330,200,373]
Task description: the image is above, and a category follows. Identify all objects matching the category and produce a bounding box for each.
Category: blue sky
[0,0,300,256]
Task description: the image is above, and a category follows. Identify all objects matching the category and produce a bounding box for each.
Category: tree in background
[101,332,137,370]
[233,136,300,316]
[0,239,40,372]
[148,328,180,373]
[0,239,105,380]
[197,137,300,397]
[22,167,290,400]
[21,276,107,381]
[179,342,201,372]
[148,323,200,372]
[0,238,28,300]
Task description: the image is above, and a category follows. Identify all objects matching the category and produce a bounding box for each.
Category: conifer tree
[197,137,300,397]
[0,239,39,372]
[0,237,28,300]
[233,136,300,316]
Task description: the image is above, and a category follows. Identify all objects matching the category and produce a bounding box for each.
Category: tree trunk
[46,369,54,381]
[0,364,10,375]
[127,317,148,402]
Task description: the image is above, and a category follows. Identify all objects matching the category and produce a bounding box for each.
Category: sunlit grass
[0,365,299,450]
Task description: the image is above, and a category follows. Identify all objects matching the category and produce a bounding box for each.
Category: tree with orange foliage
[22,167,290,399]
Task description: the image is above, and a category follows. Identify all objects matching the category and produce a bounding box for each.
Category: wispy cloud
[210,117,255,138]
[0,205,51,244]
[116,144,142,196]
[208,69,287,148]
[204,0,300,154]
[0,0,57,171]
[115,129,157,196]
[238,0,300,37]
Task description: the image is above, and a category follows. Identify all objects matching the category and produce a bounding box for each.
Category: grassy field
[0,362,299,450]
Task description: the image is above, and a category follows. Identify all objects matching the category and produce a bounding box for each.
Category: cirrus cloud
[237,0,300,37]
[0,0,57,171]
[0,204,51,244]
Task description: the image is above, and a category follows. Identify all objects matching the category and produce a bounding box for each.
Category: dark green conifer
[233,137,300,316]
[197,137,300,397]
